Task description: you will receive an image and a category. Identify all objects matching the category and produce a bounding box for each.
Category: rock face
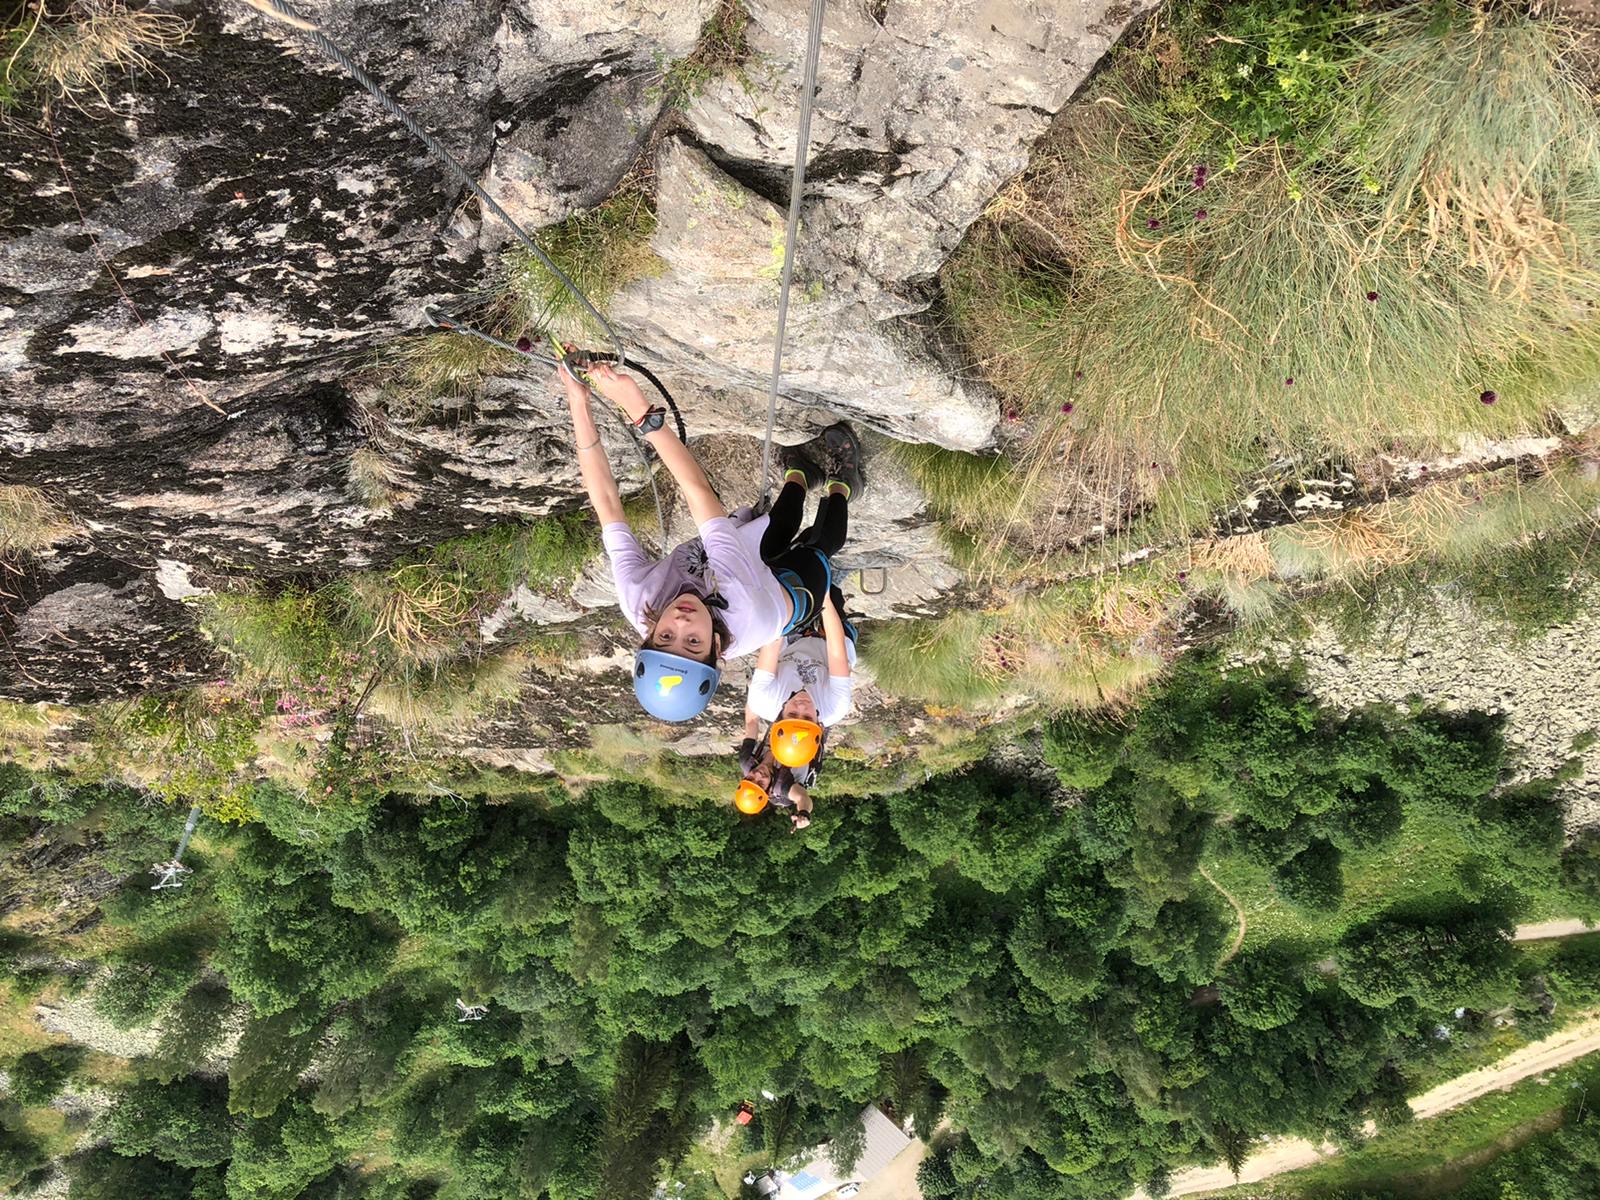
[0,0,1156,701]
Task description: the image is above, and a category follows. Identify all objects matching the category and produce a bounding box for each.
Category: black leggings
[761,482,848,630]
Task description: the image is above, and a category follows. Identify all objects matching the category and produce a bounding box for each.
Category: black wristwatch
[633,406,666,434]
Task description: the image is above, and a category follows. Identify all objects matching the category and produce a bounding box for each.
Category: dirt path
[1200,866,1247,967]
[1513,919,1594,942]
[1133,1013,1600,1199]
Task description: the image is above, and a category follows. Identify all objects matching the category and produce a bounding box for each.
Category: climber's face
[782,692,817,723]
[650,594,716,663]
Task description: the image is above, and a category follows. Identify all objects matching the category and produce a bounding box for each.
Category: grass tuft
[346,447,407,512]
[866,574,1176,712]
[373,332,521,421]
[5,0,192,114]
[502,186,665,347]
[652,0,751,111]
[367,651,530,738]
[887,442,1027,542]
[202,517,597,688]
[0,485,73,556]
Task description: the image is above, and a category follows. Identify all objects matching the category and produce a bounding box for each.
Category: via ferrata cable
[239,0,672,538]
[758,0,828,498]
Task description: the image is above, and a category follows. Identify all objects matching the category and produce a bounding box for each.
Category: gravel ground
[1238,587,1600,831]
[34,983,162,1059]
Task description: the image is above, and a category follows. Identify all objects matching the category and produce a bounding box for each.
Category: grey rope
[758,0,828,497]
[242,0,671,540]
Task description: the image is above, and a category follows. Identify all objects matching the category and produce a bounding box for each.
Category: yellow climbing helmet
[734,779,770,815]
[771,719,823,768]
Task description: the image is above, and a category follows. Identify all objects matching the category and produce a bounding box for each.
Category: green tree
[107,1076,233,1168]
[213,828,395,1017]
[228,1005,328,1119]
[0,1113,48,1191]
[1221,952,1305,1032]
[1275,839,1344,912]
[7,1044,85,1106]
[146,979,235,1083]
[96,932,210,1029]
[888,772,1069,893]
[66,1147,197,1199]
[1337,915,1517,1011]
[225,1098,351,1200]
[1561,829,1600,917]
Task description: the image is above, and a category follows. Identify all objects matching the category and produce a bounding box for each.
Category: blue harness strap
[775,569,814,635]
[775,549,839,636]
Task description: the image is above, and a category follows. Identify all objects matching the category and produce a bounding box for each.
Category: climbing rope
[239,0,673,538]
[758,0,828,498]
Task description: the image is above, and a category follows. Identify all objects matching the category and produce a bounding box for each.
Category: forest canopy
[2,657,1594,1200]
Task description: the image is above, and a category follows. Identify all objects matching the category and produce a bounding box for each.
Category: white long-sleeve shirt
[600,511,791,660]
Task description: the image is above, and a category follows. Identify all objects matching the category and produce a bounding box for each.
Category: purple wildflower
[1147,218,1162,230]
[1061,401,1074,414]
[515,336,532,353]
[1480,390,1497,405]
[1366,291,1379,302]
[1194,208,1208,221]
[1285,377,1295,386]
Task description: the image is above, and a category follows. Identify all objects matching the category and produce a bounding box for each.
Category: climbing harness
[241,0,673,537]
[758,0,828,498]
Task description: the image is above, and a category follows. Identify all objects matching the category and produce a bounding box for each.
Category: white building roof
[777,1105,915,1200]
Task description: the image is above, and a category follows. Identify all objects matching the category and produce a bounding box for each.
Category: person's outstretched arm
[585,363,725,528]
[821,595,850,679]
[562,365,626,527]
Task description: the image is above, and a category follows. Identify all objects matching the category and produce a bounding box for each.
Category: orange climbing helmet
[734,779,770,815]
[770,719,823,768]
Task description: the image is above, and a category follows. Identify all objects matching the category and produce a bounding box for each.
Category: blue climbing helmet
[633,650,720,722]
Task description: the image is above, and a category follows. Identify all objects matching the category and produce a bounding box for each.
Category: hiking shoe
[821,422,866,500]
[779,443,827,491]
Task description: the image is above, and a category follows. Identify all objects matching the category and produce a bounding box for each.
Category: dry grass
[14,0,192,112]
[346,446,408,513]
[868,574,1178,712]
[1268,455,1600,584]
[1269,509,1422,580]
[945,6,1600,545]
[1188,534,1274,584]
[367,651,529,740]
[0,485,73,555]
[347,566,474,669]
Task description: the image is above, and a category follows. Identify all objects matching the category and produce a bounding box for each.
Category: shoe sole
[780,448,826,490]
[821,424,866,495]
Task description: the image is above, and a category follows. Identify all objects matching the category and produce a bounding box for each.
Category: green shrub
[1275,839,1345,912]
[7,1044,84,1106]
[99,692,263,824]
[95,933,209,1030]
